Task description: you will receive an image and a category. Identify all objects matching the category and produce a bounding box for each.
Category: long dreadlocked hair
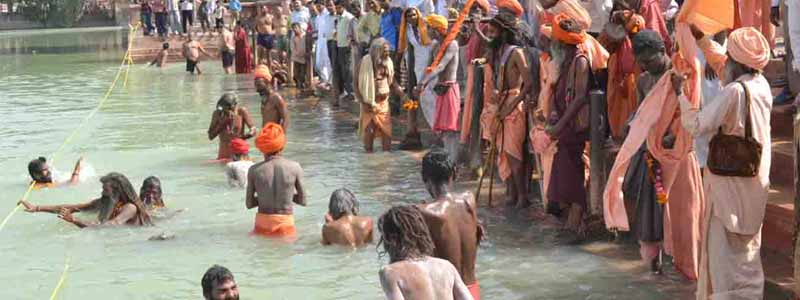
[140,176,165,208]
[100,172,153,225]
[421,148,455,185]
[377,205,435,263]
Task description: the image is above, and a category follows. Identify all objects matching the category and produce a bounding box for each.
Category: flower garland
[646,152,668,204]
[402,97,419,111]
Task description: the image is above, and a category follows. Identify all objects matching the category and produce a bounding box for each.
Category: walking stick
[475,117,502,207]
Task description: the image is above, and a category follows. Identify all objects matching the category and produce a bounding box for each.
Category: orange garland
[425,0,477,74]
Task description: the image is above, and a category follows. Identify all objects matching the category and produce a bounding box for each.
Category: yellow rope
[0,23,140,234]
[48,256,71,300]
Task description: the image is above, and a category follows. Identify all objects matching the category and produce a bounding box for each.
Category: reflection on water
[0,29,693,299]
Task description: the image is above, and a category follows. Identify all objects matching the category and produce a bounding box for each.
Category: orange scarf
[397,8,431,55]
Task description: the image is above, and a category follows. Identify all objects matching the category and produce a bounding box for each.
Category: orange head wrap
[496,0,523,17]
[551,13,586,45]
[254,64,272,81]
[727,27,771,70]
[230,138,250,155]
[425,14,448,34]
[397,8,431,55]
[549,0,591,30]
[255,122,286,154]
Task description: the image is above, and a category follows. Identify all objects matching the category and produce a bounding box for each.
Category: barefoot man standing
[246,123,306,238]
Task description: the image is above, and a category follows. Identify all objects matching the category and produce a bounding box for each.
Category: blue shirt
[380,8,402,51]
[228,0,241,12]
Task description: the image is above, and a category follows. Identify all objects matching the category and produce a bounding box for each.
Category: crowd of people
[18,0,800,299]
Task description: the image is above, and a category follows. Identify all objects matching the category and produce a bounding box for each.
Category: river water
[0,28,694,299]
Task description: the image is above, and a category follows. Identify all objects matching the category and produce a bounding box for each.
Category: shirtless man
[321,188,373,247]
[183,33,211,74]
[149,42,170,68]
[246,123,306,238]
[202,265,240,300]
[378,205,473,300]
[27,156,84,189]
[220,27,236,74]
[255,5,276,64]
[140,176,166,210]
[416,149,483,300]
[255,78,289,129]
[208,93,257,160]
[19,172,153,228]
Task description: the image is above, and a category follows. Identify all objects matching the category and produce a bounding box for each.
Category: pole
[588,89,607,216]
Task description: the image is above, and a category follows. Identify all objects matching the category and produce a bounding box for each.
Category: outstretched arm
[20,199,98,214]
[69,156,84,185]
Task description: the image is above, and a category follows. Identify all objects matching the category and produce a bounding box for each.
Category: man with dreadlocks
[355,38,403,152]
[321,188,373,247]
[208,93,257,161]
[477,0,532,208]
[416,148,483,300]
[20,172,153,228]
[378,205,474,300]
[140,176,166,211]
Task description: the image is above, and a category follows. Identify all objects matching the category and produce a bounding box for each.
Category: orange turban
[552,13,586,45]
[230,138,250,155]
[549,0,591,30]
[625,14,645,35]
[727,27,771,70]
[255,122,286,154]
[496,0,523,18]
[254,64,272,81]
[425,14,448,34]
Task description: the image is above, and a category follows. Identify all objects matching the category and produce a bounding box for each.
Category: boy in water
[321,188,373,247]
[378,205,473,300]
[183,33,211,74]
[246,123,306,238]
[149,42,170,68]
[256,77,289,129]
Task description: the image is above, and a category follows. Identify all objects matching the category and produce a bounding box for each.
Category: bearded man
[355,38,403,152]
[477,0,532,207]
[140,176,166,210]
[201,265,240,300]
[678,25,773,300]
[208,93,257,161]
[20,172,153,228]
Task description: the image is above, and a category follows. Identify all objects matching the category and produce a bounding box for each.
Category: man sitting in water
[255,77,289,129]
[321,188,373,247]
[417,149,483,300]
[202,265,240,300]
[246,123,306,238]
[225,138,254,188]
[208,93,257,160]
[183,33,211,74]
[140,176,165,210]
[378,205,473,300]
[149,42,170,68]
[27,156,84,189]
[19,172,153,228]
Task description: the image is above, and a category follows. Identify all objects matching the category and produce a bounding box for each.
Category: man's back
[322,215,373,247]
[380,256,472,300]
[247,156,302,213]
[418,192,480,285]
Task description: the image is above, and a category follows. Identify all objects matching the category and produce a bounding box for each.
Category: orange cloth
[489,89,526,181]
[549,0,591,30]
[255,122,286,154]
[727,27,771,70]
[606,52,639,139]
[397,8,431,56]
[252,213,296,237]
[467,282,480,300]
[360,99,392,138]
[604,23,703,280]
[625,14,645,34]
[427,0,477,74]
[552,14,586,45]
[734,0,775,46]
[425,14,448,34]
[254,64,272,81]
[230,138,249,155]
[541,23,608,71]
[496,0,523,17]
[677,0,734,36]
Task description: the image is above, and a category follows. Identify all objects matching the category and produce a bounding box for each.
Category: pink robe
[603,24,704,280]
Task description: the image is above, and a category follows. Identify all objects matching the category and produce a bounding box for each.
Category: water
[0,28,693,299]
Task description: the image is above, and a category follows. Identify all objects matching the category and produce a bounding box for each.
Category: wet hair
[631,30,665,54]
[421,148,455,185]
[328,188,359,220]
[162,42,170,50]
[217,93,238,111]
[99,172,153,224]
[28,157,50,183]
[140,176,164,207]
[202,265,235,297]
[378,205,435,262]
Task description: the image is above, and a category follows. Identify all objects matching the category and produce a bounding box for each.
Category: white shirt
[179,0,193,10]
[225,160,254,188]
[582,0,613,34]
[291,7,311,31]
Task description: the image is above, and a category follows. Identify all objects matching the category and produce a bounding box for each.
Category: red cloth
[467,282,480,300]
[640,0,673,55]
[235,27,253,74]
[433,81,461,132]
[230,138,249,155]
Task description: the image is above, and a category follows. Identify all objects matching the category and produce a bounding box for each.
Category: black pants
[155,12,168,37]
[293,62,306,88]
[181,10,193,33]
[327,40,338,88]
[334,46,353,95]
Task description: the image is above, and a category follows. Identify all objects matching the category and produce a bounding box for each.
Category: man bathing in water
[202,265,240,300]
[378,205,474,300]
[20,172,153,228]
[140,176,166,210]
[183,33,211,74]
[225,138,254,188]
[149,42,170,68]
[417,149,483,300]
[27,156,85,189]
[255,5,276,63]
[322,188,373,247]
[255,77,289,129]
[246,123,306,238]
[208,93,257,160]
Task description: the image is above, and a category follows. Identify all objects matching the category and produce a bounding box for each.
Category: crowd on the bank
[19,0,800,299]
